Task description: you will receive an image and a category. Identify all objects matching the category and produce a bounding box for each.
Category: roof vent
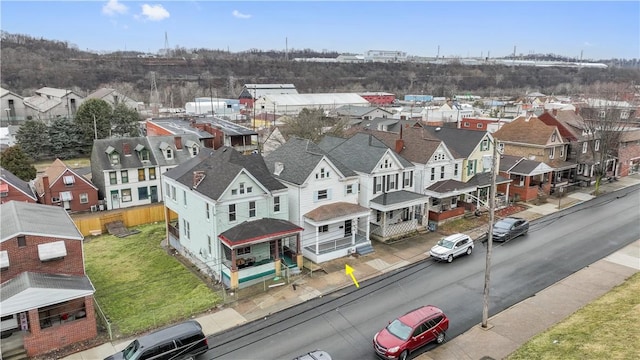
[274,162,284,176]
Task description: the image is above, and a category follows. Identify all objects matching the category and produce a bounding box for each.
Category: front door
[110,190,120,209]
[344,220,352,237]
[150,186,158,203]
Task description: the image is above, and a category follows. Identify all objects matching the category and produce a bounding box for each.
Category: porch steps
[1,347,28,360]
[355,244,375,256]
[289,267,302,275]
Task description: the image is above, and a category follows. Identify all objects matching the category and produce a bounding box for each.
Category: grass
[84,223,222,337]
[508,272,640,360]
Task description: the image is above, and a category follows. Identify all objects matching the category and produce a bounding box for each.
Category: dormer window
[166,148,173,159]
[105,146,120,165]
[159,142,174,159]
[185,140,199,156]
[135,144,150,162]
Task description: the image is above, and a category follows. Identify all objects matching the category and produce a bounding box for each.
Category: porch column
[351,217,356,246]
[296,233,303,268]
[231,248,237,271]
[505,183,511,203]
[230,271,239,290]
[366,213,371,241]
[315,227,320,255]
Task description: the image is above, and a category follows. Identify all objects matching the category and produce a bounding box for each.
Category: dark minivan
[104,320,209,360]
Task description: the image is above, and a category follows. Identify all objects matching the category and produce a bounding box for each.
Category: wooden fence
[71,203,173,237]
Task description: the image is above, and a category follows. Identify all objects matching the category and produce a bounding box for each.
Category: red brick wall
[618,143,640,177]
[0,182,37,205]
[0,236,84,281]
[43,171,99,212]
[361,94,396,105]
[23,296,97,357]
[145,121,172,136]
[460,118,494,131]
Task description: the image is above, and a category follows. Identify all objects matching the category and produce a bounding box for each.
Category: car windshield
[437,239,455,249]
[494,221,513,230]
[122,340,139,360]
[386,319,412,341]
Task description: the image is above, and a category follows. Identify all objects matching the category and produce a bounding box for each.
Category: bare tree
[281,108,347,143]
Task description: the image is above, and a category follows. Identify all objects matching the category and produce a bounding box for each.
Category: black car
[490,217,529,242]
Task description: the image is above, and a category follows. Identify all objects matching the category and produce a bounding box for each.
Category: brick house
[618,129,640,176]
[0,201,96,357]
[33,159,99,212]
[0,167,38,204]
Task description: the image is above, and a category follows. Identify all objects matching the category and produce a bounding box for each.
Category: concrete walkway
[61,176,640,360]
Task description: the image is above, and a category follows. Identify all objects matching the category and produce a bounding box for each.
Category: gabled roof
[34,159,97,195]
[23,95,60,112]
[350,127,444,164]
[0,272,94,314]
[264,137,356,186]
[537,112,578,141]
[356,118,423,133]
[493,115,559,146]
[262,93,369,107]
[164,146,286,200]
[466,172,512,187]
[146,134,203,167]
[91,137,158,171]
[86,88,139,104]
[35,87,77,99]
[422,126,489,158]
[335,105,392,117]
[499,155,553,176]
[0,87,23,99]
[0,201,83,242]
[317,132,413,174]
[0,167,37,200]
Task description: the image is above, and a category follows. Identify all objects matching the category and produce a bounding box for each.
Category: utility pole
[482,136,498,328]
[93,114,98,140]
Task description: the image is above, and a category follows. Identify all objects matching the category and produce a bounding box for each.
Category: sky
[1,1,639,60]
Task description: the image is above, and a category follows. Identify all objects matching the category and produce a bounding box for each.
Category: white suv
[429,233,474,263]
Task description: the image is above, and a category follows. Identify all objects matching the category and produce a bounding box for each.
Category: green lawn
[508,272,640,360]
[84,223,222,336]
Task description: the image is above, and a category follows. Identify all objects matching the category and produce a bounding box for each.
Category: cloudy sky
[1,1,638,60]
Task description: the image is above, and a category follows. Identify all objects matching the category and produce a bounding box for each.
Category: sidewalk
[63,176,640,360]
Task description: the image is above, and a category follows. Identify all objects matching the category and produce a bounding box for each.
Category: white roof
[263,93,369,107]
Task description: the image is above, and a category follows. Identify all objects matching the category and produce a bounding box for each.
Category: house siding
[618,142,640,176]
[0,182,36,204]
[43,172,99,212]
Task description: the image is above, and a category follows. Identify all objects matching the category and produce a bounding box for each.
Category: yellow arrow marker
[345,264,360,288]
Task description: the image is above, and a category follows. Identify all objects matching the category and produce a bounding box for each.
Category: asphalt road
[203,185,640,360]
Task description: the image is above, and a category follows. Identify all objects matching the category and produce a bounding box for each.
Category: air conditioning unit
[51,197,60,203]
[90,205,97,212]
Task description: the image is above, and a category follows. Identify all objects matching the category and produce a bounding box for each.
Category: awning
[63,175,75,185]
[369,190,429,212]
[219,218,303,248]
[38,241,67,261]
[0,250,9,269]
[159,142,170,150]
[105,145,115,154]
[135,144,145,152]
[0,183,8,193]
[60,191,73,201]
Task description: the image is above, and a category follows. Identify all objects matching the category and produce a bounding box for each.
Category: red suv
[373,305,449,360]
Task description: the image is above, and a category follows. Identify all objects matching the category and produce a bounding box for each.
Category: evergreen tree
[15,119,51,161]
[0,146,38,181]
[74,98,112,152]
[49,117,85,159]
[111,103,141,137]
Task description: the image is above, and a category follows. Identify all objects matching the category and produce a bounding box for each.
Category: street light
[4,108,10,122]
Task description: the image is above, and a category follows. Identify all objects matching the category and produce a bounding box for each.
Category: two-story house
[163,147,303,290]
[493,114,576,195]
[23,87,84,124]
[264,137,371,264]
[1,87,27,124]
[0,167,38,204]
[91,135,203,210]
[33,159,99,212]
[318,132,428,242]
[86,88,140,111]
[0,202,96,357]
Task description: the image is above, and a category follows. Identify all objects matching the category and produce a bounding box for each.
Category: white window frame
[582,142,588,154]
[79,193,89,204]
[595,140,600,151]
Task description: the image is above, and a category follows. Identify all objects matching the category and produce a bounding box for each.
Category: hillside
[2,32,639,107]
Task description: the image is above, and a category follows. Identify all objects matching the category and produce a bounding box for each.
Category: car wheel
[447,254,453,263]
[466,246,472,255]
[399,349,409,360]
[436,331,446,344]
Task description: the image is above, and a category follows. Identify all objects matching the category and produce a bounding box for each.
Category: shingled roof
[493,115,558,146]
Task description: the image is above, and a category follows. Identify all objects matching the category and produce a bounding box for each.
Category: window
[139,149,150,161]
[316,168,330,179]
[463,122,470,127]
[467,160,476,176]
[595,140,600,151]
[239,183,245,194]
[440,166,445,179]
[481,138,489,151]
[598,110,606,118]
[232,189,237,195]
[454,164,459,176]
[205,203,210,220]
[149,168,156,180]
[549,147,555,159]
[79,193,89,204]
[274,196,281,212]
[183,219,190,239]
[138,187,149,200]
[138,168,146,181]
[403,171,413,187]
[207,235,212,255]
[551,133,557,142]
[165,148,173,159]
[346,184,354,194]
[621,111,630,119]
[121,189,132,202]
[319,225,329,233]
[247,186,253,193]
[249,201,256,218]
[121,170,129,183]
[183,190,187,206]
[317,189,328,200]
[229,204,236,222]
[171,186,176,201]
[237,246,251,255]
[63,175,75,186]
[582,142,588,154]
[386,174,396,191]
[431,168,435,181]
[560,146,565,157]
[110,153,120,165]
[374,177,382,194]
[498,143,505,153]
[191,145,199,156]
[17,236,26,247]
[109,171,117,185]
[477,123,484,129]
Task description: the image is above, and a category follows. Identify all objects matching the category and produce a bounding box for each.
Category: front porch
[369,191,429,243]
[303,233,369,263]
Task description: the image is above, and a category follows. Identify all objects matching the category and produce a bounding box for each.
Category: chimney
[123,143,131,155]
[42,175,51,204]
[193,171,205,188]
[174,136,183,149]
[552,108,558,116]
[395,139,404,153]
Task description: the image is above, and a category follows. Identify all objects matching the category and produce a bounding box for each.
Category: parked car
[292,350,332,360]
[429,233,474,263]
[104,320,208,360]
[491,217,529,242]
[373,305,449,360]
